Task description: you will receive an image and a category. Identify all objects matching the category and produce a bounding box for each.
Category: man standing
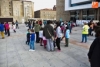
[81,23,89,43]
[43,20,54,51]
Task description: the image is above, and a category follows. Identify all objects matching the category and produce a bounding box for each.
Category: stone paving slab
[0,24,91,67]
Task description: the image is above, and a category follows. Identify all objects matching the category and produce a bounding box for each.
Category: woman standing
[5,22,10,36]
[55,22,62,51]
[88,26,100,67]
[34,21,41,43]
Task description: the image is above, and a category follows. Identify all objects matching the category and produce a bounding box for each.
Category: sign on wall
[65,0,100,11]
[92,1,99,8]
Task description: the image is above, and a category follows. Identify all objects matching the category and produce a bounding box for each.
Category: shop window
[82,10,87,15]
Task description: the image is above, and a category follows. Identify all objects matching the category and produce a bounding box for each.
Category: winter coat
[0,24,4,31]
[43,24,54,39]
[5,23,10,30]
[34,24,41,32]
[88,37,100,67]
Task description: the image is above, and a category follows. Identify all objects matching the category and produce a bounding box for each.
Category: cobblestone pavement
[0,24,92,67]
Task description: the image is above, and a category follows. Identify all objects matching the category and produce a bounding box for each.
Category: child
[12,23,16,33]
[26,29,30,45]
[29,29,35,51]
[39,28,43,46]
[43,36,47,48]
[65,27,70,47]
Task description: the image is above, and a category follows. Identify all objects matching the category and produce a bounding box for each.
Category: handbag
[47,29,54,41]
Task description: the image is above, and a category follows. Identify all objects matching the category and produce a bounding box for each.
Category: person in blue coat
[0,22,5,39]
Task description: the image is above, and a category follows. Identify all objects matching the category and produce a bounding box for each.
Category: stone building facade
[56,0,70,21]
[0,0,34,23]
[34,9,56,20]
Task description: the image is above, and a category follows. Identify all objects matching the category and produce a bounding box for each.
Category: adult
[88,22,94,36]
[5,22,10,36]
[34,21,41,43]
[88,26,100,67]
[28,21,31,29]
[15,20,19,29]
[39,20,42,26]
[81,23,89,43]
[50,21,54,29]
[32,20,35,28]
[55,22,62,51]
[43,20,54,51]
[67,21,72,34]
[43,20,47,25]
[0,22,5,39]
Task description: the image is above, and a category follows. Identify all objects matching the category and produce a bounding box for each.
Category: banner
[92,1,99,8]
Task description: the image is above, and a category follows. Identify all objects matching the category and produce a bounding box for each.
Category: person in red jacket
[5,22,10,36]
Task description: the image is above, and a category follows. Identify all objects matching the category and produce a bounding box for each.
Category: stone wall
[56,0,70,21]
[1,0,10,17]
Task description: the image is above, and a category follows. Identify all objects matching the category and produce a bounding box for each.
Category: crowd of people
[26,20,100,51]
[25,20,100,67]
[26,20,73,52]
[1,19,100,67]
[0,20,19,39]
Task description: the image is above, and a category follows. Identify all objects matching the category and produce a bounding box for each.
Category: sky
[27,0,56,11]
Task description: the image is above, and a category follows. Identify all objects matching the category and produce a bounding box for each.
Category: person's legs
[14,29,16,33]
[37,32,39,42]
[40,38,43,46]
[31,41,35,50]
[7,29,9,36]
[7,29,10,36]
[70,28,72,34]
[50,39,54,51]
[5,29,7,35]
[36,32,39,43]
[90,28,92,36]
[36,32,38,43]
[17,25,19,29]
[26,38,30,45]
[46,39,50,51]
[43,40,47,48]
[16,24,18,29]
[53,40,56,48]
[65,38,67,46]
[82,34,85,42]
[56,38,61,50]
[30,41,32,49]
[26,40,27,44]
[65,38,69,47]
[1,31,5,39]
[85,34,87,43]
[27,41,30,45]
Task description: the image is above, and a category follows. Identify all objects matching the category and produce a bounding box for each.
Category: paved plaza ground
[0,24,95,67]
